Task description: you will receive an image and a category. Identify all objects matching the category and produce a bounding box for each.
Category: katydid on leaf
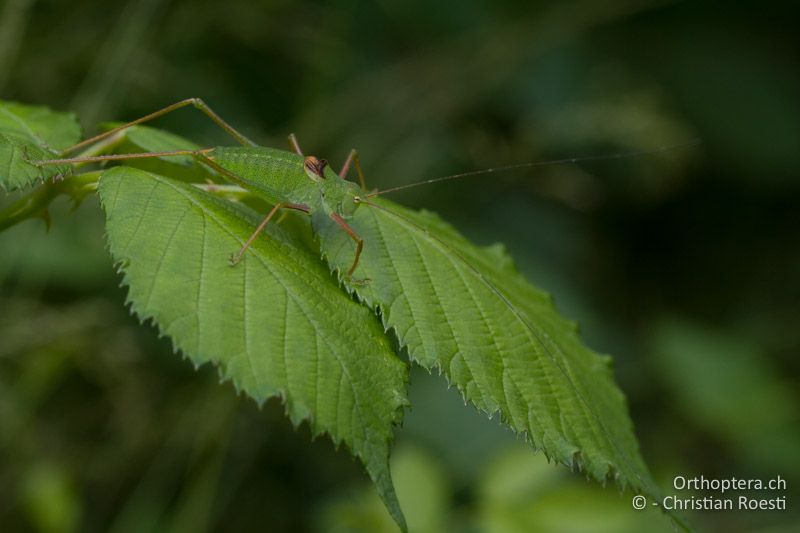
[28,98,697,531]
[35,97,371,279]
[34,97,696,280]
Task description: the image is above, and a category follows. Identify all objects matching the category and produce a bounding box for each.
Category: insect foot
[20,146,35,165]
[228,252,242,267]
[348,276,372,287]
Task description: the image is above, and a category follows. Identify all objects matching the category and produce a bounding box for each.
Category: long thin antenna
[366,139,702,198]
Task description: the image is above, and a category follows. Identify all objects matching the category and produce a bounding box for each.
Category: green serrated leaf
[0,100,82,191]
[98,167,409,531]
[317,196,681,527]
[0,101,82,150]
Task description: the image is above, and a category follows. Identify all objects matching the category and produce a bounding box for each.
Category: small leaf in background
[22,462,81,533]
[0,101,82,191]
[0,195,111,289]
[478,445,673,533]
[317,197,674,523]
[397,367,516,485]
[315,445,451,533]
[649,320,800,478]
[99,167,410,531]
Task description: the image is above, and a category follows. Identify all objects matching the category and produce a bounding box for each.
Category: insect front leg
[339,149,367,190]
[288,133,304,155]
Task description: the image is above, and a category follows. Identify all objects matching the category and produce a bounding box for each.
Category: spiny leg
[32,149,207,167]
[339,149,367,190]
[31,149,251,196]
[329,212,365,277]
[36,147,314,265]
[30,148,317,268]
[62,97,255,156]
[231,202,311,265]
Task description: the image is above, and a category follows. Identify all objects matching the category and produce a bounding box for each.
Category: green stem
[2,127,253,232]
[0,171,101,232]
[0,131,124,232]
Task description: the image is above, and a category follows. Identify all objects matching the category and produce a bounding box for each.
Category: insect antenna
[365,139,702,198]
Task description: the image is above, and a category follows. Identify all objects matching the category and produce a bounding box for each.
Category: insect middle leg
[230,202,311,265]
[62,98,255,156]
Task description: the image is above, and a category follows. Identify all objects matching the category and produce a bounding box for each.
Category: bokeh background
[1,0,798,532]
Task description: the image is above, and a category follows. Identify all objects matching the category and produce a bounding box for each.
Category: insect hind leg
[62,98,255,156]
[30,149,209,166]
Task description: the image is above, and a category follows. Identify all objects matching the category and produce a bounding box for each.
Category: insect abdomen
[210,146,311,203]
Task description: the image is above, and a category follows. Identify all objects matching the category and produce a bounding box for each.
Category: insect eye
[304,156,327,180]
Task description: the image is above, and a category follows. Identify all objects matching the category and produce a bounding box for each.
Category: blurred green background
[1,0,798,531]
